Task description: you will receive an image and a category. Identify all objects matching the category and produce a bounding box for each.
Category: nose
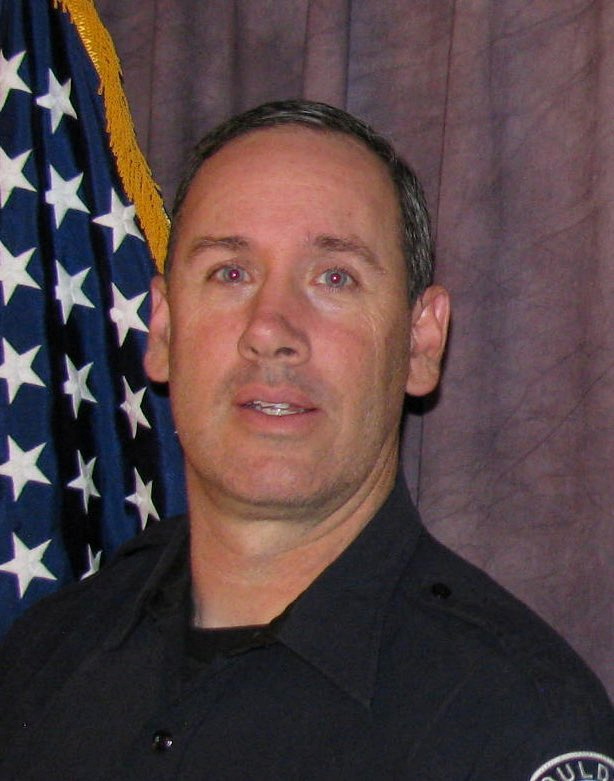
[237,282,310,366]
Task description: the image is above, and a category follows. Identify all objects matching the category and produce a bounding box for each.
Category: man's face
[147,127,426,521]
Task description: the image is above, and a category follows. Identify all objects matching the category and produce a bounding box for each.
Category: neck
[188,461,397,628]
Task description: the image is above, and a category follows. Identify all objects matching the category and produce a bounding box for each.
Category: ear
[144,274,171,383]
[405,285,450,396]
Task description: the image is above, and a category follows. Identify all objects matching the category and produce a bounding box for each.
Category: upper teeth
[250,400,305,416]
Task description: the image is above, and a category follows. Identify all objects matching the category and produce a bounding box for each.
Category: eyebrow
[310,234,385,272]
[186,235,249,260]
[184,233,384,272]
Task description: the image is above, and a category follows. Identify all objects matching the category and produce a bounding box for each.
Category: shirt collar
[107,474,423,708]
[275,474,423,707]
[104,516,190,649]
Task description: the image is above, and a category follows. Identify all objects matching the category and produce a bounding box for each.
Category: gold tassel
[53,0,169,271]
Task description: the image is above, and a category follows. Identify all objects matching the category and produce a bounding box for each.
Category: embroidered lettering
[530,752,614,781]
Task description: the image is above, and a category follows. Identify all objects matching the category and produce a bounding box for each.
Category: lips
[245,400,307,416]
[235,386,318,417]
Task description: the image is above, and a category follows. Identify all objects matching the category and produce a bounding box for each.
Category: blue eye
[213,265,246,283]
[318,268,354,289]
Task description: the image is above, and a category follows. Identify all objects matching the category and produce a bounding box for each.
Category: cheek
[170,306,237,365]
[324,317,408,420]
[166,313,236,424]
[324,303,409,366]
[364,308,412,380]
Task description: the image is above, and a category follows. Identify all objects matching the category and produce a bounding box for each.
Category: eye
[316,268,355,289]
[210,265,248,284]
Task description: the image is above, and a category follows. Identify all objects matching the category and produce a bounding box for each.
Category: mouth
[243,400,309,416]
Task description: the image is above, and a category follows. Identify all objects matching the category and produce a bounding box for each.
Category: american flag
[0,0,186,636]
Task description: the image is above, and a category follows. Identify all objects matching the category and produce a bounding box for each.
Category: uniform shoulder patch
[530,751,614,781]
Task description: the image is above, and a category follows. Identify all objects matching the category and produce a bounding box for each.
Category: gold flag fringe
[54,0,169,270]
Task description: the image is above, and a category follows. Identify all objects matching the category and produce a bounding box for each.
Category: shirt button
[431,582,452,599]
[152,730,173,752]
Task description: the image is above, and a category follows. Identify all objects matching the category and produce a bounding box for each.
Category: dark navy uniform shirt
[0,476,612,779]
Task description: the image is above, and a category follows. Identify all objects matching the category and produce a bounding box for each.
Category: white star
[63,355,96,417]
[120,377,151,438]
[0,533,56,598]
[110,284,147,346]
[126,468,159,529]
[45,165,89,228]
[0,339,44,403]
[93,189,143,251]
[0,436,50,501]
[0,50,31,111]
[0,242,39,304]
[55,261,94,323]
[67,451,100,512]
[0,147,35,207]
[36,69,77,132]
[80,545,102,580]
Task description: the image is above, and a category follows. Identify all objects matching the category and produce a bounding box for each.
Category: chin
[215,467,354,521]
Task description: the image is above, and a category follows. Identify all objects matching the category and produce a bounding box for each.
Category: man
[0,101,612,779]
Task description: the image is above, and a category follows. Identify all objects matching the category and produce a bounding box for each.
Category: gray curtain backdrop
[98,0,613,697]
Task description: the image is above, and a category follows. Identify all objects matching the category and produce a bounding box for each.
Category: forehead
[168,125,405,279]
[199,122,391,176]
[181,125,399,219]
